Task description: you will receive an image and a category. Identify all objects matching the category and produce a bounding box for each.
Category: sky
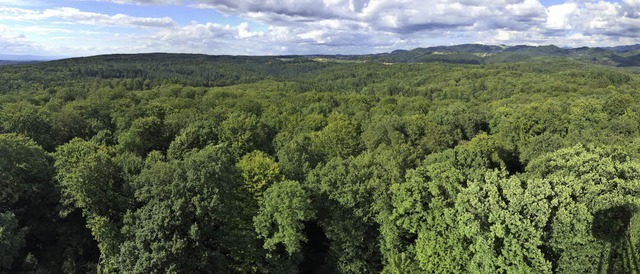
[0,0,639,57]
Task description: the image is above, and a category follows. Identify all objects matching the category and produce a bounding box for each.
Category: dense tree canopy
[0,53,639,272]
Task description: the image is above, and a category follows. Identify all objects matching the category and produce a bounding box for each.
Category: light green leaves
[254,180,313,255]
[237,150,283,199]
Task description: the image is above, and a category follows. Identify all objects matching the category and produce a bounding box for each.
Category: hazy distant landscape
[5,43,640,66]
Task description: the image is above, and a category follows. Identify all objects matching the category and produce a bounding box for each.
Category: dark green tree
[54,138,131,271]
[118,145,259,273]
[0,102,56,150]
[0,212,25,269]
[311,112,363,159]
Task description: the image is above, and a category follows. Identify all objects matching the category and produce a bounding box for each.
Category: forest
[0,51,640,273]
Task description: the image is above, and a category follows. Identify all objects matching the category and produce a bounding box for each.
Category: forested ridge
[1,52,640,273]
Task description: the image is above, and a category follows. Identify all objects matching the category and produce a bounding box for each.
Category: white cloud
[182,0,553,52]
[155,21,263,41]
[0,32,43,54]
[237,22,263,38]
[623,0,640,17]
[546,3,577,29]
[0,7,176,28]
[96,0,182,5]
[143,21,271,54]
[193,0,547,33]
[5,0,640,57]
[543,1,640,39]
[0,0,46,7]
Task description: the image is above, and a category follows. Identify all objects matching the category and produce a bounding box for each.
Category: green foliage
[305,150,402,273]
[311,112,363,159]
[0,134,83,272]
[117,145,260,273]
[237,150,283,198]
[54,139,130,218]
[166,117,220,160]
[0,133,52,207]
[1,53,640,273]
[386,137,507,273]
[455,172,553,273]
[0,101,55,150]
[0,212,25,269]
[219,112,269,158]
[118,115,169,156]
[254,180,314,256]
[526,144,640,273]
[53,138,131,270]
[276,133,319,182]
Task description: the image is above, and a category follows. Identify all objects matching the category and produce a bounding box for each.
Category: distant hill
[603,44,640,52]
[23,44,640,68]
[364,44,640,67]
[0,60,43,66]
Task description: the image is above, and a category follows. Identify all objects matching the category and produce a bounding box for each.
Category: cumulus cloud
[156,21,257,41]
[182,0,554,50]
[52,0,636,52]
[545,2,576,29]
[145,21,271,54]
[0,29,43,54]
[543,1,640,40]
[193,0,547,33]
[6,0,640,57]
[0,7,176,28]
[96,0,182,4]
[623,0,640,18]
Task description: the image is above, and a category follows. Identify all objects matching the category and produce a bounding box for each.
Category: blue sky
[0,0,639,56]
